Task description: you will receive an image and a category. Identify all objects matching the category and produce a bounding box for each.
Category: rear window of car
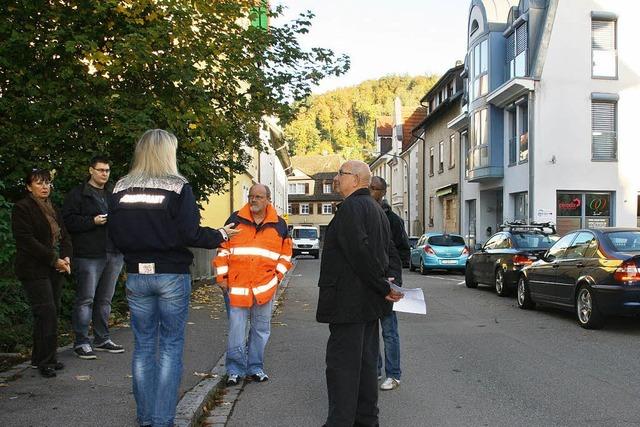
[427,235,465,247]
[511,233,557,249]
[604,231,640,252]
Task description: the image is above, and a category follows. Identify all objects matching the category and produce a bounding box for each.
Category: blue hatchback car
[409,233,469,274]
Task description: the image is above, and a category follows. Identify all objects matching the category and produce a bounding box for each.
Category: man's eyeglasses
[92,168,111,174]
[338,170,354,176]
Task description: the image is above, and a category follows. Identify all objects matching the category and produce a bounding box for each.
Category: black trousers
[21,270,62,368]
[325,320,380,427]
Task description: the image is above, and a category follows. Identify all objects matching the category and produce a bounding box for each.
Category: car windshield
[511,233,557,249]
[293,229,317,239]
[427,235,465,247]
[604,231,640,252]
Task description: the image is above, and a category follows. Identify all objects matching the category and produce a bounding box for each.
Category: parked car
[516,227,640,329]
[409,233,468,274]
[465,222,558,296]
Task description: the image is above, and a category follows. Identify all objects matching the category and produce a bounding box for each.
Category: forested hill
[284,75,439,160]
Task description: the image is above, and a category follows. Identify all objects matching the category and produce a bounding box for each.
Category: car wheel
[576,285,604,329]
[465,266,477,288]
[516,276,535,309]
[419,261,428,275]
[495,268,509,297]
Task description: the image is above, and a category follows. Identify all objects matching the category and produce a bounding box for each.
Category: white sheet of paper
[389,283,427,315]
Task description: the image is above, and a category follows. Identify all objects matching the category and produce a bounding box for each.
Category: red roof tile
[376,116,393,136]
[401,107,427,151]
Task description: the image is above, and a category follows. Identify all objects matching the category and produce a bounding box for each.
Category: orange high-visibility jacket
[213,203,292,307]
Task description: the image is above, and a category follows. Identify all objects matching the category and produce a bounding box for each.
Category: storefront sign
[536,209,553,222]
[586,217,609,228]
[557,193,582,216]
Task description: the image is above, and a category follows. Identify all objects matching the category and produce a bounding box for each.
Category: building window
[438,141,444,173]
[322,203,332,214]
[429,147,434,176]
[323,183,332,194]
[592,18,617,78]
[287,204,293,215]
[518,103,528,162]
[592,100,617,161]
[288,183,306,194]
[513,192,528,221]
[428,196,434,227]
[508,109,517,165]
[469,108,488,170]
[471,39,488,100]
[300,203,309,215]
[449,134,455,168]
[557,192,612,235]
[462,131,469,179]
[507,23,528,79]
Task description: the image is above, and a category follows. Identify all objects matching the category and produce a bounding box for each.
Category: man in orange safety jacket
[213,183,292,386]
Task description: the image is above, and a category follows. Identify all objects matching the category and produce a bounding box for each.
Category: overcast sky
[275,0,471,94]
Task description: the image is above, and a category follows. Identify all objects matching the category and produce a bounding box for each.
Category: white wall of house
[533,0,640,229]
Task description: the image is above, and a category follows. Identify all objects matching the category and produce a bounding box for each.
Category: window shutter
[591,101,616,160]
[516,23,527,55]
[304,183,309,194]
[506,33,515,62]
[309,204,314,214]
[292,203,299,215]
[317,203,322,212]
[592,20,615,50]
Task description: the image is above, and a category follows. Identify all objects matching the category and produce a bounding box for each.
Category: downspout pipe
[411,127,426,235]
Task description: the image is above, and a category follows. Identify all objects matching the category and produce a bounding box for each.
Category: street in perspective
[218,258,640,427]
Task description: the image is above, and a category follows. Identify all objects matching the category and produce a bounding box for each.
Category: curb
[174,258,299,427]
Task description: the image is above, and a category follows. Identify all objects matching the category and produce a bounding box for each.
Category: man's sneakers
[94,340,125,353]
[380,377,400,391]
[74,344,97,360]
[249,372,269,382]
[226,374,240,386]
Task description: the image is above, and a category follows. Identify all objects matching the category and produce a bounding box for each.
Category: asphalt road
[226,258,640,427]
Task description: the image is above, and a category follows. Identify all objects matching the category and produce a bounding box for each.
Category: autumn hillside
[285,75,439,160]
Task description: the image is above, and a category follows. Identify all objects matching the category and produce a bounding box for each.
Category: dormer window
[470,19,479,36]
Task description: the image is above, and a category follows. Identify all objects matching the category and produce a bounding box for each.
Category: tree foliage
[0,0,349,202]
[285,75,439,160]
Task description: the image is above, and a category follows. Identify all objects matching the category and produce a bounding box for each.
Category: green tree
[0,0,349,202]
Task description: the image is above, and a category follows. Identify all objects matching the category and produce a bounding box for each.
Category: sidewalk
[0,281,230,427]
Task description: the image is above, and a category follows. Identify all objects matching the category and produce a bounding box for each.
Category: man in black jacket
[317,160,403,427]
[369,176,410,392]
[63,155,125,360]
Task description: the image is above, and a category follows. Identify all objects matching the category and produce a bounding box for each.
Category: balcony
[465,145,503,182]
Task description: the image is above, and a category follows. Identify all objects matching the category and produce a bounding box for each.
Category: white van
[291,225,320,259]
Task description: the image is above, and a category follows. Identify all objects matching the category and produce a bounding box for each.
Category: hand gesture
[94,214,107,225]
[223,223,241,238]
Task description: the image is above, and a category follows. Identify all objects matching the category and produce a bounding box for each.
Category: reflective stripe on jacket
[213,203,292,307]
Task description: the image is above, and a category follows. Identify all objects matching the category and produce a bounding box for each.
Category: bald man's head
[335,160,372,198]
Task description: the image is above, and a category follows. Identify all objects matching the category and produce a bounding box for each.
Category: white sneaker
[380,377,400,391]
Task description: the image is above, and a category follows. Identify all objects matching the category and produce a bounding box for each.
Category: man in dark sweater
[317,161,403,427]
[63,155,124,359]
[369,176,410,392]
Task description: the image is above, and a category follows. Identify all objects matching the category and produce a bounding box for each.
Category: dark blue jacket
[108,175,225,274]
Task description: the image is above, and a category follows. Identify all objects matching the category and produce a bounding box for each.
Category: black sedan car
[465,222,558,296]
[517,228,640,329]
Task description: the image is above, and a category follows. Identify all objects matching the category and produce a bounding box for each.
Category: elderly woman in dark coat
[11,169,72,378]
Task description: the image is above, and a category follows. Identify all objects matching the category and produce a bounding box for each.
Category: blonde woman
[108,129,239,427]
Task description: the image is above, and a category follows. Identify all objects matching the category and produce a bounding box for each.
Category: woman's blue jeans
[126,273,191,427]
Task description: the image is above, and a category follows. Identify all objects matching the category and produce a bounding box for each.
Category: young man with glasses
[369,176,410,391]
[63,155,125,359]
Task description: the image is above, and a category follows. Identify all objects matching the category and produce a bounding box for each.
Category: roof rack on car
[498,221,556,234]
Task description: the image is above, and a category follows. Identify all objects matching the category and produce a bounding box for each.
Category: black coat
[62,181,115,258]
[11,197,73,280]
[383,204,410,285]
[316,188,393,324]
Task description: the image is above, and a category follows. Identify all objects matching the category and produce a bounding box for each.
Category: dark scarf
[30,194,61,248]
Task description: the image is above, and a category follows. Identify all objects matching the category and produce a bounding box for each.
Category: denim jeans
[377,311,401,380]
[126,273,191,427]
[72,253,124,347]
[226,295,274,377]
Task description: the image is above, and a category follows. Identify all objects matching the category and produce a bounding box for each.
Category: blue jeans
[226,296,274,377]
[72,253,124,347]
[126,273,191,427]
[377,311,401,380]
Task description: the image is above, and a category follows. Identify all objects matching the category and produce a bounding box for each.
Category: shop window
[557,192,611,235]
